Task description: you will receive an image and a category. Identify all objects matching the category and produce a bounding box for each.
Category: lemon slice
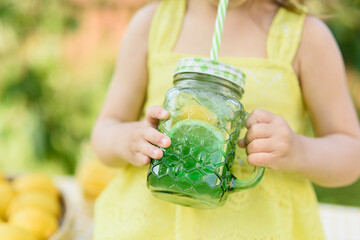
[176,105,217,125]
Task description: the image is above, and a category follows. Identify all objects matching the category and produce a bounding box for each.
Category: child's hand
[128,106,171,166]
[238,109,300,172]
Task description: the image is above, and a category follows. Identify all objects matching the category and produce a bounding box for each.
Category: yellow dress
[94,0,326,239]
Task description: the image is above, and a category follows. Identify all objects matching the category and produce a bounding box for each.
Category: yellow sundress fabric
[94,0,326,239]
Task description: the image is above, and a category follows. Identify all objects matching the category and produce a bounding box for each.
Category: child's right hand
[127,106,171,166]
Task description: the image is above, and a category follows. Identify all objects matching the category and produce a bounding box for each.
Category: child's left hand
[238,109,301,172]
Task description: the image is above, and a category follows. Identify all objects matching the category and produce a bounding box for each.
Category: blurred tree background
[0,0,359,205]
[0,0,145,174]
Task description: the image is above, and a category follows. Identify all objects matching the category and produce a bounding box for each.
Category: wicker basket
[49,192,74,240]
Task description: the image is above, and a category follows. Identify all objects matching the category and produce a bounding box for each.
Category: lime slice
[165,120,226,185]
[168,120,223,145]
[166,120,226,166]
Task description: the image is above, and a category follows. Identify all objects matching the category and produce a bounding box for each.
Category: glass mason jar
[147,58,265,209]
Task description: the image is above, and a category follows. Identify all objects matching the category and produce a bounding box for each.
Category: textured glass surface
[147,76,253,209]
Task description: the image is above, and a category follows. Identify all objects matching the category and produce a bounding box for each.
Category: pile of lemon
[0,172,61,240]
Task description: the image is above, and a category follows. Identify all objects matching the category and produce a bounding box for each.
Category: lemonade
[147,119,235,208]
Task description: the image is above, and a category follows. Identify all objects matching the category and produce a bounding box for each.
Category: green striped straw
[210,0,229,60]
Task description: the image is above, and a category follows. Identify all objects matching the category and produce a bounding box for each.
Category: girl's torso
[94,0,325,239]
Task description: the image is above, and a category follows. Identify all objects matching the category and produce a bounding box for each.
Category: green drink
[147,58,265,209]
[148,119,234,208]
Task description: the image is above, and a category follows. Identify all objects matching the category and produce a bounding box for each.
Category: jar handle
[230,111,265,191]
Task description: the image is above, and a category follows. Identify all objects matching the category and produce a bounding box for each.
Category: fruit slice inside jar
[165,120,227,187]
[149,119,233,208]
[175,105,217,126]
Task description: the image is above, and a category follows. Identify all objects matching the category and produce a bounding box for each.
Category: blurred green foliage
[314,180,360,207]
[0,0,110,174]
[0,0,359,205]
[326,0,360,71]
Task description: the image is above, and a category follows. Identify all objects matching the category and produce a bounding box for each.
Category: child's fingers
[238,123,272,148]
[134,152,151,166]
[145,106,169,128]
[141,127,171,148]
[246,138,274,155]
[247,152,274,167]
[245,123,273,145]
[245,109,276,128]
[137,139,164,160]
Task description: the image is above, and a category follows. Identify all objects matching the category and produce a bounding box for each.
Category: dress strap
[267,7,307,64]
[148,0,186,55]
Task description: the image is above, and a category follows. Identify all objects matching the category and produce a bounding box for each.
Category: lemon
[9,207,58,240]
[0,171,6,182]
[0,223,38,240]
[176,105,218,125]
[12,174,59,198]
[7,192,61,218]
[77,158,120,199]
[0,182,16,219]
